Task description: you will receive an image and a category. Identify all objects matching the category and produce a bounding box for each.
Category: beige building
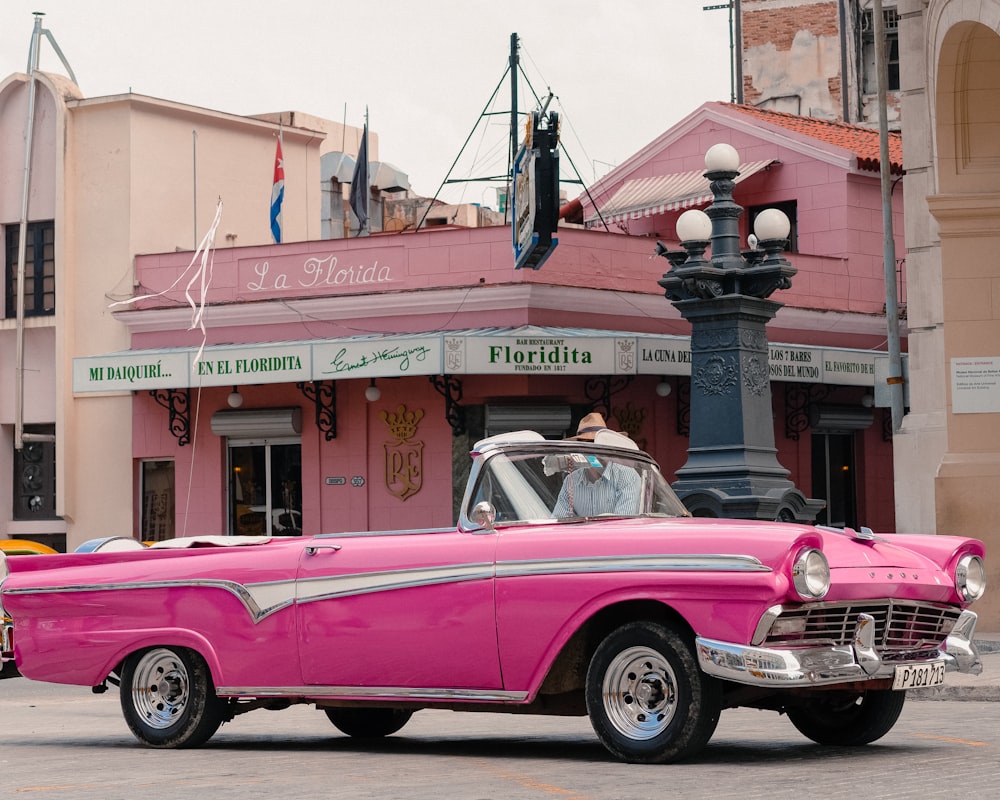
[0,69,363,549]
[895,0,1000,628]
[734,0,998,631]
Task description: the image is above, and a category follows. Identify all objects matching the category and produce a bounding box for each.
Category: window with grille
[4,220,56,317]
[862,6,900,94]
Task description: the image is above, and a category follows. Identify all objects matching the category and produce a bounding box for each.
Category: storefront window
[140,460,175,541]
[228,438,302,536]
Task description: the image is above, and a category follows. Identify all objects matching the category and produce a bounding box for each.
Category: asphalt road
[2,677,999,799]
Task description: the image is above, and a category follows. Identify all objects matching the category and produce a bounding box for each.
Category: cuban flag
[270,136,284,243]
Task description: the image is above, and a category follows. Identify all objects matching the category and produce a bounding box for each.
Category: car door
[296,528,502,690]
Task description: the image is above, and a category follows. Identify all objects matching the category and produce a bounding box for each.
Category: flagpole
[363,107,369,236]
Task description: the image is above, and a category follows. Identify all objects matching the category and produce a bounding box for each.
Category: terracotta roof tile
[723,103,903,175]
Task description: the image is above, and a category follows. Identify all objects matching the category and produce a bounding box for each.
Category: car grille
[763,600,962,652]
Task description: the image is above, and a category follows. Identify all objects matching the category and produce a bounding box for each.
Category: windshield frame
[459,439,690,531]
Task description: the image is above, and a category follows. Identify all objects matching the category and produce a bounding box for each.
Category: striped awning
[588,159,777,225]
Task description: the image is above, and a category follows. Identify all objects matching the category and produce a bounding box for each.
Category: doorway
[227,437,302,536]
[811,432,857,528]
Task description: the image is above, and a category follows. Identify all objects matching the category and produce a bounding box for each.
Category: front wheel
[585,621,721,764]
[120,646,226,748]
[324,707,413,738]
[785,689,905,745]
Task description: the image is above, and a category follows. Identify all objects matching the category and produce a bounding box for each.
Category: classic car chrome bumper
[696,609,983,688]
[1,619,18,679]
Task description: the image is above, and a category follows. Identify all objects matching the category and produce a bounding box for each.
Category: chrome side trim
[3,578,294,623]
[1,563,499,625]
[295,563,496,606]
[495,553,769,578]
[214,685,528,703]
[4,555,768,627]
[314,528,451,540]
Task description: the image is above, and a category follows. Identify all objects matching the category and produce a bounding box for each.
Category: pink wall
[132,368,896,536]
[132,377,459,538]
[582,118,905,317]
[131,224,900,355]
[132,227,665,313]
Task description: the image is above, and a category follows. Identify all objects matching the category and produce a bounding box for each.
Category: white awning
[72,325,881,393]
[588,160,777,225]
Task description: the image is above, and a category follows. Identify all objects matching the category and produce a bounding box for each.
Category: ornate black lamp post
[657,143,823,522]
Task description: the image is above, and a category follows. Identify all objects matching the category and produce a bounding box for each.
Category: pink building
[72,103,904,542]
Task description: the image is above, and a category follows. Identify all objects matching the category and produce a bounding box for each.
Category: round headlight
[956,554,986,602]
[792,548,830,599]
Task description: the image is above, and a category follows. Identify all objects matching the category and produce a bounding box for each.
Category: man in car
[551,413,642,517]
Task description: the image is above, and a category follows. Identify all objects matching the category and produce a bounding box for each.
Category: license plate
[892,660,946,690]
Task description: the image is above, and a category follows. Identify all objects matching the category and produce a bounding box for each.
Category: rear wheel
[120,646,226,748]
[585,621,721,763]
[324,707,413,738]
[786,689,905,745]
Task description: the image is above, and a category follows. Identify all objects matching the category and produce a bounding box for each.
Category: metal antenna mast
[416,33,597,231]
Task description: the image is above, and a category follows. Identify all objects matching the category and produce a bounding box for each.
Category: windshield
[468,447,690,524]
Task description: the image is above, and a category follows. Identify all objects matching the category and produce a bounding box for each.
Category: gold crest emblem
[381,404,425,501]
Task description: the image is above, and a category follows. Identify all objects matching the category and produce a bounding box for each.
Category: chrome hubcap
[130,649,190,730]
[602,645,678,740]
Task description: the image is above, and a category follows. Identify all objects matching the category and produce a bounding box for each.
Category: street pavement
[910,633,1000,701]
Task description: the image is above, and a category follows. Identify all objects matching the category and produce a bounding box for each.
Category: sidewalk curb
[907,640,999,702]
[909,685,1000,701]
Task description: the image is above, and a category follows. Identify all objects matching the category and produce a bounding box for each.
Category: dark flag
[349,123,369,234]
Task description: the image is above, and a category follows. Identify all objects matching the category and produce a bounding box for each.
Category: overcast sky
[1,1,733,205]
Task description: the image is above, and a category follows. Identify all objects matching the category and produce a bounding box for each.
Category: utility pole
[874,0,905,431]
[15,12,75,450]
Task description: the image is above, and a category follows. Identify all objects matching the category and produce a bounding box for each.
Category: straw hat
[567,412,611,441]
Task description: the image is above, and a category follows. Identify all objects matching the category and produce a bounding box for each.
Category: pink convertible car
[0,431,987,763]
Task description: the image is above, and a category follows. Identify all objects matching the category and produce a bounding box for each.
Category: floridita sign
[72,328,881,393]
[444,333,634,375]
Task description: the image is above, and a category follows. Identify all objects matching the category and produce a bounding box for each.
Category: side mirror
[470,501,497,531]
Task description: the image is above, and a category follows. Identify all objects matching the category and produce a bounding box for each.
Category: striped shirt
[552,461,642,517]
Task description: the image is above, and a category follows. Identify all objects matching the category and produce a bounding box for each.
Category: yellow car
[1,539,57,678]
[0,539,58,556]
